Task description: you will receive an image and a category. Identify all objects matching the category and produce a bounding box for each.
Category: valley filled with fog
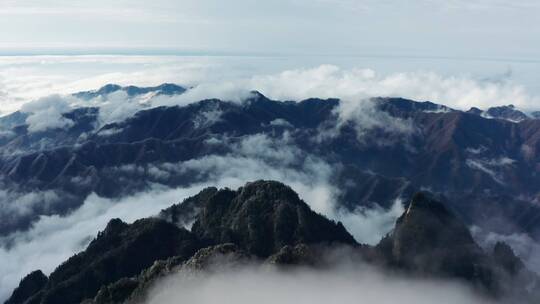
[0,56,539,302]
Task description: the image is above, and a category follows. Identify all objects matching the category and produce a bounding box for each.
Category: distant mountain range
[73,83,187,100]
[5,181,539,304]
[0,83,538,242]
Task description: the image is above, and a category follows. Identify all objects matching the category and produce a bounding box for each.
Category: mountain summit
[6,181,540,304]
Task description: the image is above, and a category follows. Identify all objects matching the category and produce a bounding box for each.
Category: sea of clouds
[1,55,539,117]
[1,54,539,301]
[0,131,405,301]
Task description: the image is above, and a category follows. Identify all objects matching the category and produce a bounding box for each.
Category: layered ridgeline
[0,83,539,242]
[6,181,540,304]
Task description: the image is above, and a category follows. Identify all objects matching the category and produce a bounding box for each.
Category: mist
[0,184,207,301]
[471,226,540,275]
[0,132,403,301]
[146,263,495,304]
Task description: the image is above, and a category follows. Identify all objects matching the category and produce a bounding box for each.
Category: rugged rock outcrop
[6,181,356,304]
[485,105,529,122]
[376,192,496,290]
[6,181,540,304]
[4,271,48,304]
[376,192,540,299]
[74,84,186,100]
[174,180,356,257]
[8,218,202,304]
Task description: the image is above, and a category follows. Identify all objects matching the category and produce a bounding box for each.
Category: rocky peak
[191,180,357,257]
[485,105,529,122]
[377,192,493,290]
[159,187,218,228]
[7,218,202,304]
[392,192,479,259]
[73,83,186,100]
[467,107,484,115]
[4,270,48,304]
[375,97,452,115]
[6,184,540,304]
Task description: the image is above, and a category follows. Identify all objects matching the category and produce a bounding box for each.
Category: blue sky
[1,0,539,60]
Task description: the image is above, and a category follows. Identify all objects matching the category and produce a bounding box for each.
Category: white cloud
[1,57,540,124]
[20,95,74,132]
[90,91,146,126]
[269,118,293,128]
[0,137,364,302]
[0,189,64,221]
[1,55,540,303]
[332,97,417,144]
[110,133,402,241]
[465,157,516,185]
[248,65,540,111]
[8,61,532,139]
[471,226,540,275]
[0,129,529,303]
[0,184,207,302]
[146,263,494,304]
[192,107,223,129]
[94,64,540,130]
[338,199,405,245]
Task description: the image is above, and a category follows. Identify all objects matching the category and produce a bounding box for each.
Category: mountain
[0,84,539,243]
[484,105,530,122]
[73,84,186,100]
[171,180,356,257]
[6,181,539,304]
[0,111,28,130]
[376,191,540,300]
[5,181,358,304]
[376,192,495,290]
[8,218,202,304]
[466,104,530,122]
[4,271,47,304]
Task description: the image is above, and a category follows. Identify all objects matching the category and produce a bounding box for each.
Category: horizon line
[0,49,539,64]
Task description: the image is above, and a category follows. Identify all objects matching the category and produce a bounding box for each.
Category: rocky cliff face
[13,218,202,304]
[6,181,539,304]
[4,271,47,304]
[189,181,356,257]
[376,192,496,291]
[376,192,540,300]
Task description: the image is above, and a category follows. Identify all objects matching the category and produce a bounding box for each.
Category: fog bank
[147,264,495,304]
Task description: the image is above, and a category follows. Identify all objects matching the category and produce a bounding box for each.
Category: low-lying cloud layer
[2,55,539,119]
[0,132,404,301]
[146,263,495,304]
[1,56,539,302]
[472,226,540,275]
[11,61,539,137]
[20,94,75,132]
[0,184,207,301]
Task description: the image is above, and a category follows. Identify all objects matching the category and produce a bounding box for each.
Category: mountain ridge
[1,85,538,242]
[6,181,539,304]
